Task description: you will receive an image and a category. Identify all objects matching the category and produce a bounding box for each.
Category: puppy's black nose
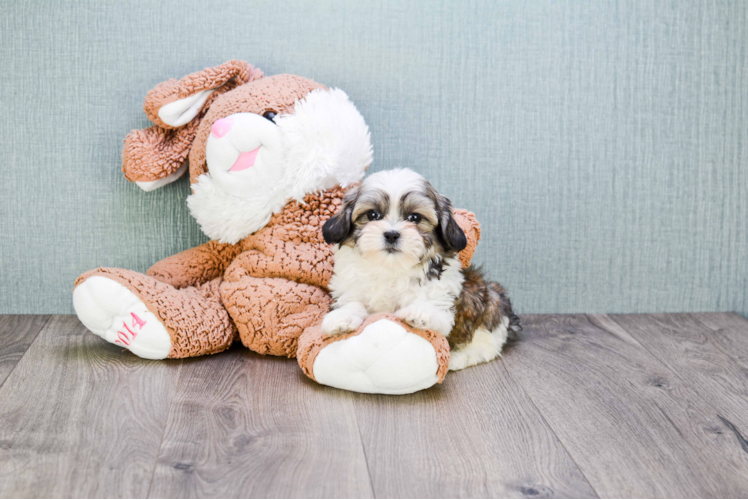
[383,231,400,244]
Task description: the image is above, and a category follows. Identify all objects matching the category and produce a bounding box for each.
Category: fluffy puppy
[321,168,520,371]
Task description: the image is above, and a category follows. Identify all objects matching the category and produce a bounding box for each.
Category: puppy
[321,168,520,371]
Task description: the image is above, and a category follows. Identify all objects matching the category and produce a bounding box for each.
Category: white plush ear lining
[135,162,188,192]
[157,88,217,127]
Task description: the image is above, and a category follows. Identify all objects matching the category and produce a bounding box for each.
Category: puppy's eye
[367,210,382,221]
[263,111,277,122]
[407,213,422,224]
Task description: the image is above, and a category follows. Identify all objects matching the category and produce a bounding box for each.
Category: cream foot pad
[73,276,171,359]
[299,315,450,395]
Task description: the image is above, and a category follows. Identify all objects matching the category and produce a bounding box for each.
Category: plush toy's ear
[452,209,481,269]
[122,60,264,191]
[142,60,263,130]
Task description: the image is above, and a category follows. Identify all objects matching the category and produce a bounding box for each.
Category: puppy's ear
[436,193,467,252]
[323,187,359,245]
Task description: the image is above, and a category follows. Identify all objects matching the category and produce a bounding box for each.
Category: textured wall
[1,0,746,315]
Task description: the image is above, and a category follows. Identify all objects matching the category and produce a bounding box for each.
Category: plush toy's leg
[297,313,451,395]
[73,268,236,359]
[219,276,331,358]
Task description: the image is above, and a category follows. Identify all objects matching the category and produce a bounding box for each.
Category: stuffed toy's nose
[211,118,233,138]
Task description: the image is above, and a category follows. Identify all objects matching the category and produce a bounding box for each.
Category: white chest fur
[328,246,464,314]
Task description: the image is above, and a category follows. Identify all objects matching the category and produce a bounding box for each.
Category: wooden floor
[1,314,747,498]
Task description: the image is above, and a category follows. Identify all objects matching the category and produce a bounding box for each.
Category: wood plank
[503,314,748,498]
[148,348,373,499]
[0,315,50,388]
[605,313,748,453]
[0,315,182,498]
[352,355,598,498]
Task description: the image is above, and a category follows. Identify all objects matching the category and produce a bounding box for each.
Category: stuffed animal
[73,60,481,394]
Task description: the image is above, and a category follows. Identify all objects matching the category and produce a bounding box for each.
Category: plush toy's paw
[73,276,171,359]
[298,314,451,395]
[321,308,364,335]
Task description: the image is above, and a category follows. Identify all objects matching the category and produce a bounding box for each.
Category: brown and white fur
[322,168,520,371]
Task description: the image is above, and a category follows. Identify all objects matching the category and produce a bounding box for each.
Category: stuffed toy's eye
[263,111,277,122]
[407,213,422,224]
[367,210,382,221]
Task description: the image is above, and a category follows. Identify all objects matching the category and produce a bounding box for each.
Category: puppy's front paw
[395,304,434,331]
[322,309,364,336]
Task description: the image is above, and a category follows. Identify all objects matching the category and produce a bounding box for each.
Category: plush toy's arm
[453,209,481,269]
[147,240,241,289]
[224,242,335,291]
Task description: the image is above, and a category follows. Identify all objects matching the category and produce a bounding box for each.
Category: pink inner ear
[229,147,260,172]
[211,117,233,138]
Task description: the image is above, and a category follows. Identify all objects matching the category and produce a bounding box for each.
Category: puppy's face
[323,169,467,267]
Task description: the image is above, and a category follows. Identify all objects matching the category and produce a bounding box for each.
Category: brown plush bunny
[73,60,481,394]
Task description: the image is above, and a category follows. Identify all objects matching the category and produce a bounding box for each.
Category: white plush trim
[313,319,440,395]
[277,88,372,201]
[73,276,171,360]
[158,88,216,127]
[187,173,288,244]
[135,162,188,192]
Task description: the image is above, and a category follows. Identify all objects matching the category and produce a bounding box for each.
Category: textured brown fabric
[296,313,451,383]
[122,123,197,182]
[188,74,326,183]
[147,240,241,289]
[73,188,343,359]
[122,60,263,182]
[74,268,236,359]
[225,186,346,290]
[453,209,481,269]
[221,276,331,358]
[216,187,345,356]
[144,60,263,129]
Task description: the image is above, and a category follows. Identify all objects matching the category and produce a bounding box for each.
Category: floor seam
[501,352,601,499]
[0,314,53,393]
[350,396,377,498]
[146,360,184,499]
